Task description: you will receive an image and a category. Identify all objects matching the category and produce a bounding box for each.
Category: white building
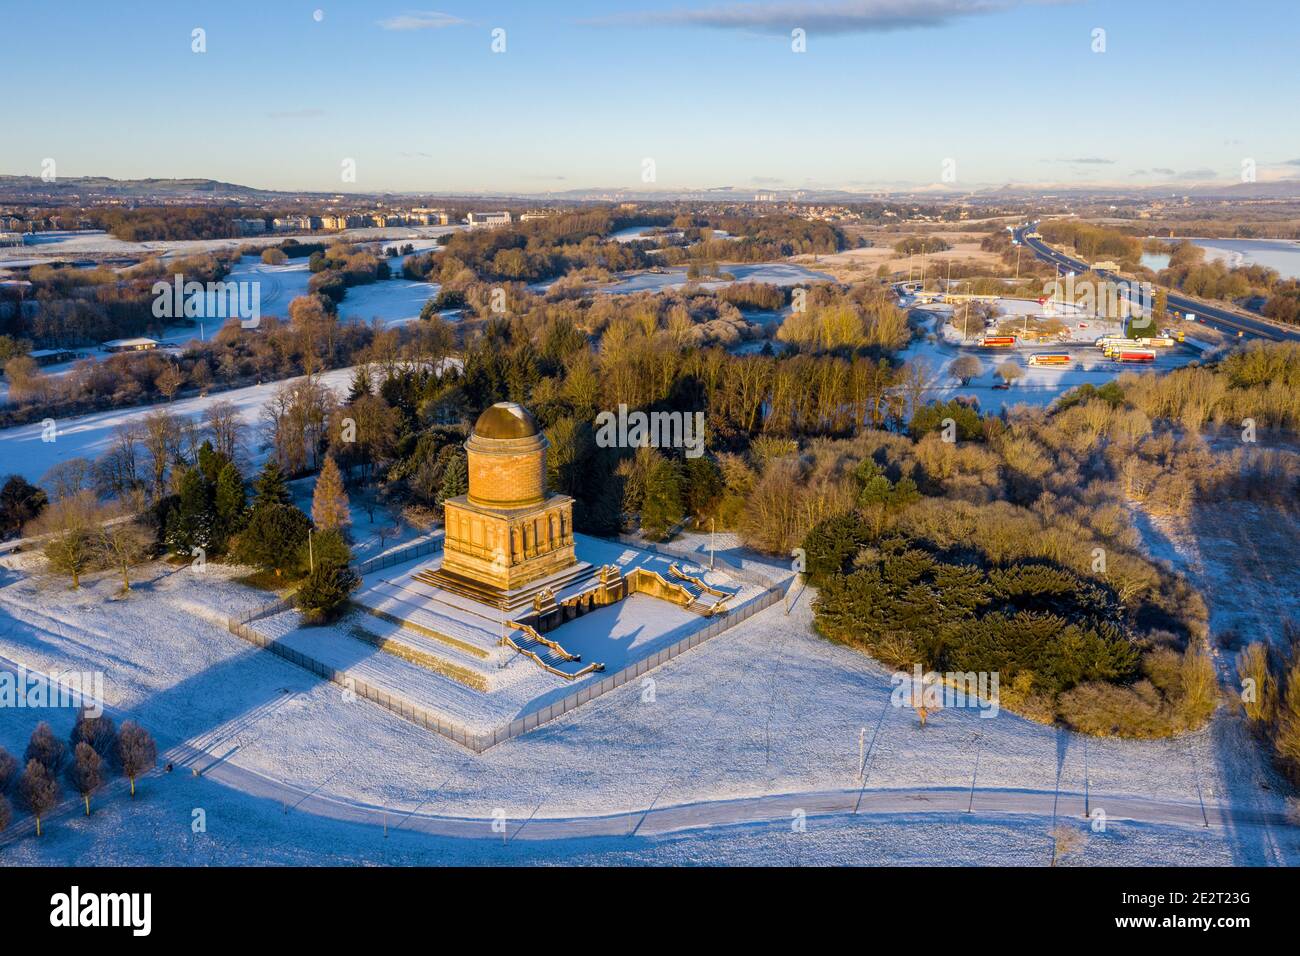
[466,211,512,230]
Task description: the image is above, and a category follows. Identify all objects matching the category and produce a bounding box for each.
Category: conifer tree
[311,456,350,532]
[252,460,292,509]
[437,451,468,505]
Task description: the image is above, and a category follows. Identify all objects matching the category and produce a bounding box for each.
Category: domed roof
[472,402,539,440]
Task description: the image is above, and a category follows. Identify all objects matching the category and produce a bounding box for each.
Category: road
[1014,224,1300,343]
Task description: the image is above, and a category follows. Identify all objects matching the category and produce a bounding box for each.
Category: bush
[295,559,359,625]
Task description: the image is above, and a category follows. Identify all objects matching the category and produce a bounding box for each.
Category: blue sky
[3,0,1297,194]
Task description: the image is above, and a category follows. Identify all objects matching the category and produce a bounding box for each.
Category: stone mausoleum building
[428,402,586,607]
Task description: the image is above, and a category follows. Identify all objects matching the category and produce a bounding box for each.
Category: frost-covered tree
[0,746,17,794]
[70,707,118,765]
[24,722,67,776]
[67,742,102,816]
[116,722,157,799]
[18,760,59,836]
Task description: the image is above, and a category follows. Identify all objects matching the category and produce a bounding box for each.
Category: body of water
[1143,238,1300,279]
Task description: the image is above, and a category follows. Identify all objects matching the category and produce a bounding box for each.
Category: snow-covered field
[0,226,460,268]
[0,519,1295,865]
[0,366,356,483]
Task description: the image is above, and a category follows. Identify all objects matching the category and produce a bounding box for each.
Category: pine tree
[213,460,247,549]
[164,466,214,555]
[234,503,311,577]
[437,451,468,505]
[311,456,350,532]
[296,561,360,625]
[252,460,292,509]
[640,456,684,542]
[347,365,372,402]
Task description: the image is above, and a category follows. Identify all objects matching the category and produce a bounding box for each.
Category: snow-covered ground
[0,517,1295,865]
[0,226,460,268]
[0,366,355,483]
[898,303,1201,413]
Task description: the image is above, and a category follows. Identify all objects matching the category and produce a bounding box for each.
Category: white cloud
[377,10,466,31]
[586,0,1059,35]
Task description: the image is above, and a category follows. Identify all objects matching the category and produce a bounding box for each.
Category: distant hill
[0,175,287,202]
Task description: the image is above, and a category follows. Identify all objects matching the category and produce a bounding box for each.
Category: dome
[472,402,539,440]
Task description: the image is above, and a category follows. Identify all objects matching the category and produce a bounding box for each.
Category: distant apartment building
[321,215,347,231]
[273,215,314,232]
[466,211,512,230]
[410,208,451,226]
[232,218,267,235]
[374,213,406,228]
[519,211,551,222]
[0,216,23,231]
[0,232,24,248]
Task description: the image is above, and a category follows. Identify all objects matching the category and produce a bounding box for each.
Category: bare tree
[203,400,245,461]
[18,759,60,836]
[66,743,103,816]
[70,707,118,764]
[39,458,96,503]
[950,355,983,386]
[95,512,154,593]
[116,722,157,798]
[28,490,102,589]
[996,359,1024,386]
[25,721,68,776]
[0,746,17,794]
[139,410,184,499]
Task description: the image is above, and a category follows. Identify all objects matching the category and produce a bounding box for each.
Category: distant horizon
[5,170,1300,202]
[5,0,1299,194]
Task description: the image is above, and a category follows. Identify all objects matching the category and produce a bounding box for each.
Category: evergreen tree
[234,503,311,577]
[296,558,359,624]
[683,455,724,524]
[640,456,684,542]
[0,474,47,537]
[164,466,214,555]
[311,456,350,532]
[347,365,373,402]
[212,460,247,547]
[252,460,292,509]
[436,451,468,505]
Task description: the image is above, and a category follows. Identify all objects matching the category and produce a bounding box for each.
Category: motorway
[1014,224,1300,343]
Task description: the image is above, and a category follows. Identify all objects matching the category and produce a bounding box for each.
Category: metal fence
[355,538,442,577]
